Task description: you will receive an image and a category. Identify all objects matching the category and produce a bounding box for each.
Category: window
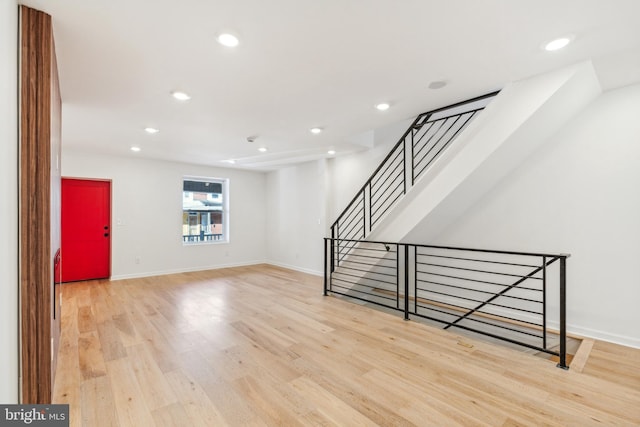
[182,177,228,243]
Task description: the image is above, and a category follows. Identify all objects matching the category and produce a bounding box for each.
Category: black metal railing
[330,91,499,244]
[324,237,570,369]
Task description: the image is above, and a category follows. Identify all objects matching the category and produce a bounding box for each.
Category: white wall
[327,119,410,222]
[263,118,413,275]
[0,0,19,403]
[266,160,327,275]
[63,151,267,279]
[416,84,640,348]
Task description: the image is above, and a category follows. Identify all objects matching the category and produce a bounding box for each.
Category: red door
[61,178,111,282]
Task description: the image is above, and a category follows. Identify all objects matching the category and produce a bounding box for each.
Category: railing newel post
[396,243,400,310]
[365,186,370,235]
[542,256,547,350]
[404,244,409,321]
[323,238,328,296]
[557,256,568,370]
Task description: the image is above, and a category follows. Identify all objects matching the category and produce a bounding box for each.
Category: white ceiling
[21,0,640,170]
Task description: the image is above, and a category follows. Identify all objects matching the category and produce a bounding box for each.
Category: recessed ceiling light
[144,127,159,134]
[130,146,141,152]
[258,147,268,152]
[310,127,323,134]
[171,91,191,101]
[217,33,240,47]
[428,81,447,90]
[327,150,336,155]
[375,103,390,111]
[544,36,572,51]
[222,159,236,164]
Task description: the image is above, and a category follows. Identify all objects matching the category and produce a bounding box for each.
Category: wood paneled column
[20,5,62,404]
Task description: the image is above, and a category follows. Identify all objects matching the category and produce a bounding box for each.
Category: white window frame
[182,176,229,245]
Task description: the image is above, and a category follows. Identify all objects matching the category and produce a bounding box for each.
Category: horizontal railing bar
[336,241,358,255]
[444,257,559,330]
[423,310,544,340]
[329,289,401,311]
[419,107,485,128]
[372,177,404,209]
[417,253,540,268]
[419,90,500,118]
[371,171,403,204]
[337,259,397,270]
[335,257,398,268]
[471,309,544,329]
[412,296,544,329]
[333,270,397,285]
[330,91,499,229]
[330,283,397,303]
[371,157,403,192]
[415,303,544,339]
[418,279,543,302]
[332,282,398,297]
[335,263,397,276]
[370,163,404,201]
[414,114,464,164]
[332,189,365,229]
[410,311,558,356]
[415,287,543,315]
[337,251,396,261]
[445,314,544,339]
[324,238,569,259]
[412,120,446,159]
[339,206,365,232]
[411,120,436,146]
[337,251,397,261]
[371,183,405,221]
[339,207,364,231]
[336,252,397,263]
[337,264,396,275]
[414,115,477,182]
[339,214,364,236]
[370,147,404,189]
[337,266,396,277]
[371,183,404,217]
[339,223,364,241]
[338,245,397,254]
[417,270,534,289]
[331,277,395,292]
[341,196,365,217]
[417,261,544,280]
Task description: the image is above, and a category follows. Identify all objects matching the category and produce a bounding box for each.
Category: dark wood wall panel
[20,5,61,404]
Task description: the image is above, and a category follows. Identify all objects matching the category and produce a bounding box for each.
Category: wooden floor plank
[53,264,640,426]
[570,337,595,373]
[80,375,119,427]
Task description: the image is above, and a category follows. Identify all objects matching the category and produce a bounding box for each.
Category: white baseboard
[565,325,640,349]
[266,261,323,277]
[109,259,268,281]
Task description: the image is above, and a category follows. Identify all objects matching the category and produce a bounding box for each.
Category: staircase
[324,61,604,369]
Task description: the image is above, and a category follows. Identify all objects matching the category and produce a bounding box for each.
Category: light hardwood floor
[53,264,640,426]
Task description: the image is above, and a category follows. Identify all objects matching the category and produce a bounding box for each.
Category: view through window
[182,177,228,243]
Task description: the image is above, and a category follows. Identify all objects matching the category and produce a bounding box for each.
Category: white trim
[266,261,323,277]
[110,259,267,281]
[565,325,640,349]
